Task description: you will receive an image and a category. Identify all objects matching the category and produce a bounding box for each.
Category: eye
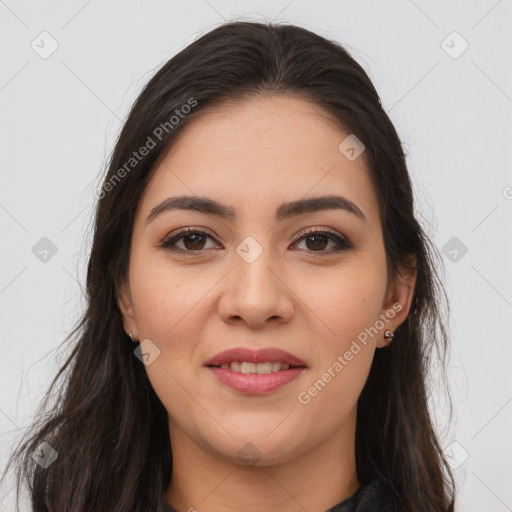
[160,227,218,254]
[291,227,353,253]
[160,227,353,255]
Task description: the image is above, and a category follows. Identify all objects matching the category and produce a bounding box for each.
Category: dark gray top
[162,478,396,511]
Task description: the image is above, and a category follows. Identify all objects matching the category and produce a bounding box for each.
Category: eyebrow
[146,194,367,224]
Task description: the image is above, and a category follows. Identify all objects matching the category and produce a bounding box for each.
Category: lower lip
[206,366,306,394]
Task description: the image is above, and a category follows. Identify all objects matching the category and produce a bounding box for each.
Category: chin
[205,431,302,467]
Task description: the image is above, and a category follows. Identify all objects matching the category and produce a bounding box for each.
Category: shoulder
[327,478,398,512]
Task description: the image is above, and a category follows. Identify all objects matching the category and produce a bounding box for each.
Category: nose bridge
[218,233,293,326]
[233,234,281,300]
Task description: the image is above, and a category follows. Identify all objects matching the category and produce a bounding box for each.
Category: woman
[3,21,455,511]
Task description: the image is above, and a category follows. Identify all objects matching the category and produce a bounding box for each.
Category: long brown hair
[2,21,455,511]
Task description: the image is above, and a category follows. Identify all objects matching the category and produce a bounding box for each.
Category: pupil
[185,234,204,250]
[307,235,327,250]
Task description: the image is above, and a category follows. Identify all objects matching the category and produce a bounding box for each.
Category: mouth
[204,347,307,394]
[204,346,307,368]
[206,361,305,373]
[206,364,306,394]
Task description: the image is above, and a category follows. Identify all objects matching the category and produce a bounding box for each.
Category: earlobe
[377,257,417,348]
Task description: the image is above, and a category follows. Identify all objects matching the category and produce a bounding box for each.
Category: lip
[207,366,306,394]
[204,347,307,367]
[204,347,307,395]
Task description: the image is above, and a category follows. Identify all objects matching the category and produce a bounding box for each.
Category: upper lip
[205,347,307,367]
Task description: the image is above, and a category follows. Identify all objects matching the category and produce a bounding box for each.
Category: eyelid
[166,226,216,239]
[160,226,353,253]
[160,226,218,249]
[293,226,348,244]
[292,227,354,252]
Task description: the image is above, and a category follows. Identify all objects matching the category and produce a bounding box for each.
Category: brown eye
[160,227,352,255]
[180,233,208,251]
[161,229,217,253]
[303,233,330,251]
[292,229,352,253]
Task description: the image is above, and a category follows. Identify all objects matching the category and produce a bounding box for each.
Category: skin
[118,94,416,512]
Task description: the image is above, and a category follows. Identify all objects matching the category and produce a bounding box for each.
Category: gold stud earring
[384,329,394,341]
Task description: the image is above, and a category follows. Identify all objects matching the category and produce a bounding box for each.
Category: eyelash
[160,226,353,256]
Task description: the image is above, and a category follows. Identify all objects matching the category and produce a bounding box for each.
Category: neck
[164,410,360,512]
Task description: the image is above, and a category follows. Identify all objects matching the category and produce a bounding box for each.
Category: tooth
[223,361,293,373]
[256,362,273,374]
[241,362,256,374]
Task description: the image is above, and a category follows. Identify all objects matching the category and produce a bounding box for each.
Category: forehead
[138,95,380,231]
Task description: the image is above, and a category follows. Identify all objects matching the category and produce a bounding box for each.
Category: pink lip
[204,347,307,395]
[204,347,306,367]
[207,367,306,394]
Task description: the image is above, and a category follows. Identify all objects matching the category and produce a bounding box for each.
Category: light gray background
[1,1,511,511]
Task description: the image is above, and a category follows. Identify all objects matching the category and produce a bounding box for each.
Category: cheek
[128,258,211,421]
[290,293,381,443]
[292,260,386,405]
[295,259,387,348]
[129,254,209,346]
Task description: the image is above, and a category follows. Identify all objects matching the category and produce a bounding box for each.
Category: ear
[376,255,417,348]
[116,280,139,342]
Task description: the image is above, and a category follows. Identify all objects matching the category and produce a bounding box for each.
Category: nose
[217,250,294,329]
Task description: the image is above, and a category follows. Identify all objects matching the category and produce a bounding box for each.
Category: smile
[216,361,295,373]
[206,365,306,394]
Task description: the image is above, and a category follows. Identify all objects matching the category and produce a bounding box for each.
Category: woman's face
[118,95,414,466]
